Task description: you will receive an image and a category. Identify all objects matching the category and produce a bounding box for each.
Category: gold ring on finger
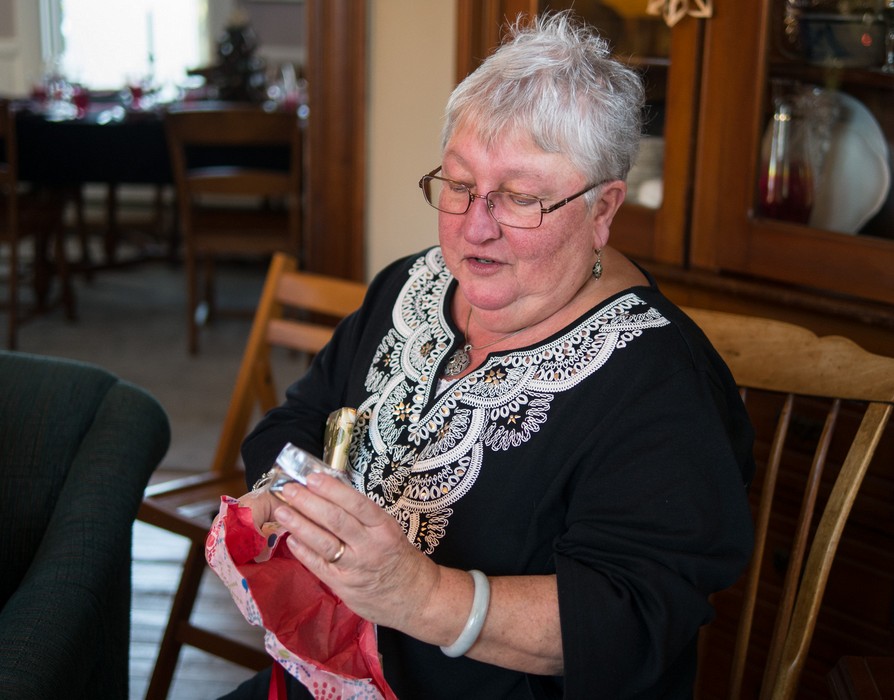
[329,540,346,564]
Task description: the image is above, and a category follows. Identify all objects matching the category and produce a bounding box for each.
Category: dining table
[15,102,172,186]
[14,97,174,268]
[13,95,293,267]
[15,95,294,185]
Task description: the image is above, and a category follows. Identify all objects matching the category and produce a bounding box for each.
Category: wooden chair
[138,251,366,700]
[684,307,894,700]
[0,100,75,349]
[164,106,303,354]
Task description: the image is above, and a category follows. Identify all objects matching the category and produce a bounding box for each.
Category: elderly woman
[224,11,754,700]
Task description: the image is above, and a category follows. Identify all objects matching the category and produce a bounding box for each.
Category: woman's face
[438,125,622,331]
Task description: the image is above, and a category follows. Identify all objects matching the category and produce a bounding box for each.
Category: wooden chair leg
[53,221,76,321]
[72,186,94,281]
[143,540,207,700]
[165,188,180,264]
[144,533,269,699]
[203,257,215,323]
[187,249,199,355]
[104,183,119,265]
[32,226,51,312]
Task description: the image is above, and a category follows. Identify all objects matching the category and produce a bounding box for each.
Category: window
[41,0,213,91]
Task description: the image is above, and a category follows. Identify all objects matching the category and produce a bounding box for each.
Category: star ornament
[646,0,713,27]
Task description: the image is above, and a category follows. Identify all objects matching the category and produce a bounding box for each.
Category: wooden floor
[130,519,267,700]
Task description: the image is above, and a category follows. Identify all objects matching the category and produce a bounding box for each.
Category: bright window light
[56,0,209,90]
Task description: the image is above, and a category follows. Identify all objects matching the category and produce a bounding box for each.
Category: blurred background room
[1,1,893,699]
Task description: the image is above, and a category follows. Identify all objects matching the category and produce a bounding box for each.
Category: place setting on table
[13,70,189,188]
[12,58,307,190]
[8,54,306,272]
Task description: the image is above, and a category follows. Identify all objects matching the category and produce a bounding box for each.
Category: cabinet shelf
[769,61,894,92]
[625,56,670,70]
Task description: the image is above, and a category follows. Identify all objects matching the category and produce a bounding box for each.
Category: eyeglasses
[418,166,601,230]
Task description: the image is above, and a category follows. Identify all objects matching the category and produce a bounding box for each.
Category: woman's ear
[590,180,627,249]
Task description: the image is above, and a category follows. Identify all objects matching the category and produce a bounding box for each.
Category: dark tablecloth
[15,103,291,187]
[16,108,172,185]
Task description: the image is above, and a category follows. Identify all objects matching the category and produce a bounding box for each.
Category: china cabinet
[457,2,894,697]
[688,0,894,344]
[456,0,894,357]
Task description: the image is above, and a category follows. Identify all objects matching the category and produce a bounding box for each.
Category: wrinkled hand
[271,472,440,632]
[232,487,283,534]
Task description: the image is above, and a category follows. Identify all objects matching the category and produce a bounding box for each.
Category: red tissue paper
[206,496,397,700]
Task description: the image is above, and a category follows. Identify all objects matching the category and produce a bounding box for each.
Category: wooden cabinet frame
[455,0,537,81]
[454,0,700,267]
[689,1,894,308]
[304,0,366,281]
[456,1,894,353]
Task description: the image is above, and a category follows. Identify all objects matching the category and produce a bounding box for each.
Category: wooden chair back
[164,106,304,353]
[209,251,368,478]
[0,101,73,349]
[0,99,17,186]
[166,107,301,204]
[685,307,894,700]
[138,251,366,699]
[0,100,20,349]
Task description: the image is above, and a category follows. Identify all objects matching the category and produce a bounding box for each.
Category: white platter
[809,92,891,235]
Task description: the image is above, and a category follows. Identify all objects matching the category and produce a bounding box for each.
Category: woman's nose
[462,193,501,241]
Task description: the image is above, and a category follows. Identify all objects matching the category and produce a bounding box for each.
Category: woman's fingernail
[274,506,292,523]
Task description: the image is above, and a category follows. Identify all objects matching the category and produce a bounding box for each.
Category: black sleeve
[554,362,754,698]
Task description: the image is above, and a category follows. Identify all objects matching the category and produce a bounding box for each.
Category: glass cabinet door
[761,0,892,240]
[455,1,893,308]
[690,0,894,308]
[542,0,696,265]
[455,0,697,265]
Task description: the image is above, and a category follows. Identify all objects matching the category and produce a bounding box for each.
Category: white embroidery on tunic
[350,250,669,554]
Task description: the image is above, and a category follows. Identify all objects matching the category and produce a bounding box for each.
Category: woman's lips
[465,252,501,264]
[465,256,502,272]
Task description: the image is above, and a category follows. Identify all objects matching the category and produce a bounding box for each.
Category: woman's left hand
[272,473,440,632]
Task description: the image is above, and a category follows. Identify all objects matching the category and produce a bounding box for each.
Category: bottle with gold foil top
[252,408,357,501]
[323,407,357,474]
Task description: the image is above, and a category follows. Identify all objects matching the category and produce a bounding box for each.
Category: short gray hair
[442,11,645,192]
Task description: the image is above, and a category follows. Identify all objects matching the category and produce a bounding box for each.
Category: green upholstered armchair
[0,351,170,700]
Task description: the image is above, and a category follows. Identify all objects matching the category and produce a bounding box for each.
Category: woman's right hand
[234,487,284,534]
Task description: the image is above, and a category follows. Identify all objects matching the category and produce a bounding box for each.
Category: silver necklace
[443,307,529,377]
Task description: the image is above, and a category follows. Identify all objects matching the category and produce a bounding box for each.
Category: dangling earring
[591,248,603,280]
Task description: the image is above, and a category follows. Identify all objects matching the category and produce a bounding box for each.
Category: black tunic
[242,248,755,699]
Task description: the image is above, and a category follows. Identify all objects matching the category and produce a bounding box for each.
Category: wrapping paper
[206,496,397,700]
